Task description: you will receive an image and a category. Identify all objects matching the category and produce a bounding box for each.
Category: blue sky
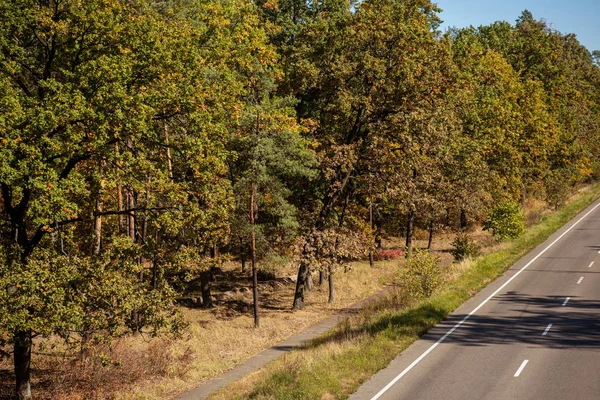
[435,0,600,52]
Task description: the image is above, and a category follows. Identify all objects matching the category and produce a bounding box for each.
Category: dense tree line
[1,0,599,398]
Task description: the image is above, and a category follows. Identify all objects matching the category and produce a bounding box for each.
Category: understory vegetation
[1,0,600,399]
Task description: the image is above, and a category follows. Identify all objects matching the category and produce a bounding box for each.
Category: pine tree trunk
[14,330,31,400]
[93,199,102,256]
[250,183,259,328]
[405,208,415,257]
[328,268,334,303]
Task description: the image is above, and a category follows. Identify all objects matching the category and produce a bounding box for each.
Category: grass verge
[208,184,600,400]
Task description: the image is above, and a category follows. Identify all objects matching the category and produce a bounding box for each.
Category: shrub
[257,264,277,281]
[402,249,442,299]
[483,201,526,240]
[374,249,404,261]
[450,233,480,262]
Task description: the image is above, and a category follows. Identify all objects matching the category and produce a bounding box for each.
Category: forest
[1,0,600,399]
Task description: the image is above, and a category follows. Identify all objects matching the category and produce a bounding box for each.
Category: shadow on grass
[305,295,447,350]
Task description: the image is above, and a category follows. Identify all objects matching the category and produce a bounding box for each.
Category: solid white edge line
[542,323,553,336]
[369,200,600,400]
[514,360,529,377]
[577,277,584,284]
[588,261,594,268]
[562,297,570,306]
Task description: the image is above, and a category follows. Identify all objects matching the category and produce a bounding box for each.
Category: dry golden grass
[116,258,401,400]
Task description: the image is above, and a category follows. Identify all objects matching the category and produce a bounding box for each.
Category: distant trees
[1,0,600,398]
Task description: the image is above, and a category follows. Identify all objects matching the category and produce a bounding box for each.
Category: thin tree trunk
[14,330,31,400]
[319,270,324,286]
[306,271,313,291]
[328,267,334,303]
[427,217,435,251]
[405,208,415,257]
[93,201,102,256]
[127,188,135,242]
[115,142,125,233]
[239,237,246,273]
[250,182,259,328]
[164,122,173,179]
[152,231,159,289]
[93,164,104,256]
[369,192,374,267]
[375,216,383,249]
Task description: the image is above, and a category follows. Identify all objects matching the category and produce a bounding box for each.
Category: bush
[450,233,480,262]
[374,249,404,261]
[257,264,277,281]
[402,249,442,299]
[483,201,526,240]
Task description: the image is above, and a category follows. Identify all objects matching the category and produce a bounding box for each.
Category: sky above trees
[436,0,600,52]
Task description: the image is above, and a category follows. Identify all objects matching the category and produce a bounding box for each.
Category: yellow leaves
[263,0,279,11]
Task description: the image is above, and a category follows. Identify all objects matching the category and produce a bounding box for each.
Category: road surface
[350,199,600,400]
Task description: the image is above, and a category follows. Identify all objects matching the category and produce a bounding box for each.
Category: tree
[0,0,257,396]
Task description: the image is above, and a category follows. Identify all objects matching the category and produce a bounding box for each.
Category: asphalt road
[350,199,600,400]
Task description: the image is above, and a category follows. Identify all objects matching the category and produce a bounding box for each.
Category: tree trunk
[14,330,31,400]
[239,237,246,273]
[328,268,334,303]
[405,208,415,257]
[306,270,313,291]
[427,217,434,251]
[521,183,527,210]
[164,122,174,179]
[127,188,136,242]
[293,256,310,310]
[375,217,383,249]
[93,201,102,256]
[319,270,324,286]
[460,208,467,231]
[199,270,213,308]
[115,142,126,233]
[250,183,259,328]
[369,196,374,267]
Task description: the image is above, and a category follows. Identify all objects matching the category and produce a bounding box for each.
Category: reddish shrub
[374,249,404,261]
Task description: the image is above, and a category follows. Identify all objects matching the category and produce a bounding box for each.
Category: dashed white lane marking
[577,277,584,285]
[368,201,600,400]
[514,360,529,377]
[542,323,553,336]
[562,297,570,306]
[588,261,594,268]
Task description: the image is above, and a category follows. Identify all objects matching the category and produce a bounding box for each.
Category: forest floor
[0,193,566,400]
